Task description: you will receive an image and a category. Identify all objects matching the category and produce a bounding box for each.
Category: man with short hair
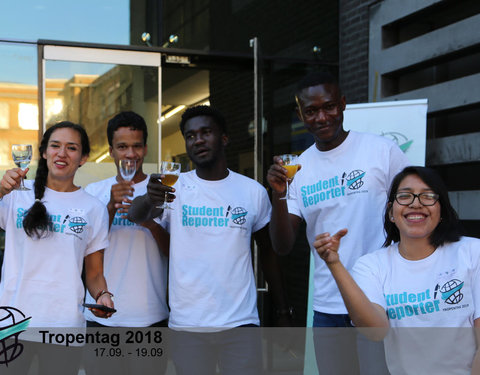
[129,105,290,374]
[84,111,169,329]
[267,71,410,374]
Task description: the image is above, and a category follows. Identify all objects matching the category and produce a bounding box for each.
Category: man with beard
[129,105,290,375]
[267,71,409,374]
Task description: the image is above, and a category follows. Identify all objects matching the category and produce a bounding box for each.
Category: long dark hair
[383,166,463,248]
[22,121,90,238]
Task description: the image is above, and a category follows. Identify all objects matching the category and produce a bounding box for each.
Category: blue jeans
[313,311,353,327]
[313,311,389,375]
[313,311,360,374]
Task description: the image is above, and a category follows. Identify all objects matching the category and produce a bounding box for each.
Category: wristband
[95,290,114,302]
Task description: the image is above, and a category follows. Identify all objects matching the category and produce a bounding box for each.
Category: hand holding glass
[158,161,181,209]
[279,154,299,200]
[11,144,33,191]
[119,159,137,181]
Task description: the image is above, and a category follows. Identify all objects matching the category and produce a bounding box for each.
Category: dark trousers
[169,325,263,375]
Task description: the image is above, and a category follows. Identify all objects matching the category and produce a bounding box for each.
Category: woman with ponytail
[0,122,113,329]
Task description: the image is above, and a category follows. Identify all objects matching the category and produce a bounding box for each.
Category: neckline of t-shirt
[189,169,232,185]
[45,186,84,196]
[312,130,355,157]
[133,175,149,188]
[393,242,441,265]
[114,174,148,187]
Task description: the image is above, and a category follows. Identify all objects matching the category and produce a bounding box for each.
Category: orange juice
[162,174,179,187]
[284,165,299,179]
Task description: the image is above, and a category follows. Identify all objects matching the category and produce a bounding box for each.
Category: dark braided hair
[23,121,90,238]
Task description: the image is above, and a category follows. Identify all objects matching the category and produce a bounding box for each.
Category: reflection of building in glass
[0,66,139,170]
[0,82,43,170]
[51,66,134,161]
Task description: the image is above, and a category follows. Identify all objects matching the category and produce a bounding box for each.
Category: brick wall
[339,0,374,103]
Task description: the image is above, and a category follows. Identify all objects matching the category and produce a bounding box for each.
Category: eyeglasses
[394,192,439,206]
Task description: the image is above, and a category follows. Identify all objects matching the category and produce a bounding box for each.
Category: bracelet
[275,306,294,318]
[95,290,114,301]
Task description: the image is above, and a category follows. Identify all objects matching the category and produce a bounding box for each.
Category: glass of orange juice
[158,161,181,209]
[279,154,299,200]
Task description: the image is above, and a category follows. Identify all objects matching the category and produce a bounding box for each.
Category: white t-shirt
[288,131,409,314]
[157,170,271,329]
[84,176,169,327]
[0,180,109,327]
[352,237,480,374]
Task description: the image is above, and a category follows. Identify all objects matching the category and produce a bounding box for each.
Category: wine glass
[158,161,181,209]
[11,144,33,191]
[119,159,137,181]
[279,154,299,200]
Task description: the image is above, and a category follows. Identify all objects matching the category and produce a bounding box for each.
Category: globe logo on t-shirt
[0,306,31,366]
[440,279,464,305]
[231,207,247,225]
[346,170,366,190]
[68,216,87,234]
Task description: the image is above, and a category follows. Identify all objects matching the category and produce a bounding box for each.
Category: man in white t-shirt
[267,71,409,374]
[129,106,290,375]
[83,111,169,374]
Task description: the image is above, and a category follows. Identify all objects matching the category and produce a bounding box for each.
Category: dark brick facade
[339,0,374,103]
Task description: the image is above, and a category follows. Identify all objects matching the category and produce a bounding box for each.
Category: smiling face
[390,174,442,243]
[42,127,88,185]
[109,126,147,178]
[183,115,227,168]
[296,83,347,151]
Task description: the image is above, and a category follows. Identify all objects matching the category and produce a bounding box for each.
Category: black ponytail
[23,121,90,239]
[22,157,50,238]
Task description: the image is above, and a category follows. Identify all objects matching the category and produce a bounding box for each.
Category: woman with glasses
[314,166,479,374]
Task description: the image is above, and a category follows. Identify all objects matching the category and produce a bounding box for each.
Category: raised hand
[313,228,348,264]
[146,173,176,207]
[0,168,29,197]
[107,180,134,218]
[267,156,302,195]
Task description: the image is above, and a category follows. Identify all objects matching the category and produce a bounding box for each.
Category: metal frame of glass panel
[38,42,162,166]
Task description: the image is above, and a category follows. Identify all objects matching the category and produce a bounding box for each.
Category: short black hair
[107,111,148,146]
[179,105,227,135]
[383,166,463,248]
[295,71,340,98]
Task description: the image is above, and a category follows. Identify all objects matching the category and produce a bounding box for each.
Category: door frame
[38,43,163,165]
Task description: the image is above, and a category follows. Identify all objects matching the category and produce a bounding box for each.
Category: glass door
[39,44,162,186]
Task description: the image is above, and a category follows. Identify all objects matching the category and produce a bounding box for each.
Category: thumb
[332,228,348,240]
[19,167,29,177]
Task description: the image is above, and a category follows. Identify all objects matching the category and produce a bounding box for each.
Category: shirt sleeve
[154,209,170,233]
[351,253,387,310]
[470,241,480,321]
[84,203,110,256]
[0,191,12,229]
[252,184,271,233]
[286,176,303,219]
[387,142,411,185]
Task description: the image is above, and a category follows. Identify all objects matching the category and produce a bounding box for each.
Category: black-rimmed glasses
[394,192,439,206]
